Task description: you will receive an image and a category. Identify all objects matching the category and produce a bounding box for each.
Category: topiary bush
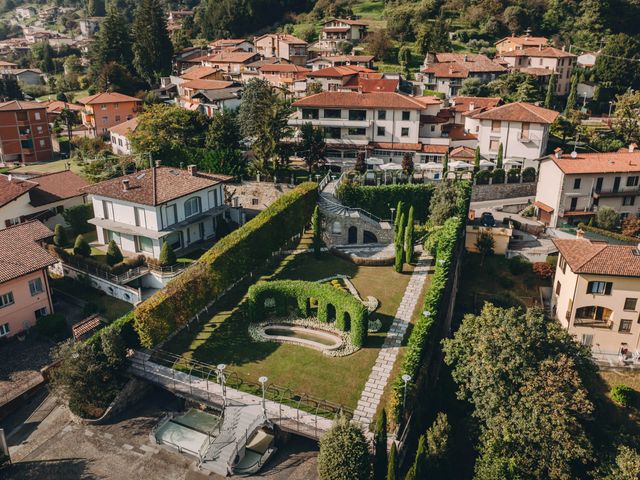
[159,241,177,266]
[317,416,371,480]
[134,182,318,348]
[611,384,634,407]
[492,168,505,184]
[522,167,536,182]
[508,256,530,276]
[73,234,91,257]
[106,240,123,266]
[53,224,69,247]
[246,279,368,347]
[36,314,68,341]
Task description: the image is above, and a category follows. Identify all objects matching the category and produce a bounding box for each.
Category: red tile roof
[28,170,89,207]
[109,117,139,137]
[78,92,141,105]
[450,96,502,114]
[495,35,549,47]
[501,46,576,58]
[0,100,47,111]
[471,102,559,124]
[255,33,307,45]
[422,53,507,76]
[40,100,84,114]
[553,239,640,277]
[180,66,221,80]
[293,91,428,109]
[356,78,399,93]
[181,79,235,90]
[204,51,259,64]
[0,221,56,283]
[449,146,476,159]
[534,200,553,213]
[81,166,231,206]
[307,65,373,78]
[548,152,640,174]
[520,67,555,77]
[322,18,368,26]
[0,174,37,207]
[259,64,310,73]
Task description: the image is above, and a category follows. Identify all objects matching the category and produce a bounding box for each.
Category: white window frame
[0,323,9,337]
[0,292,14,308]
[28,278,43,296]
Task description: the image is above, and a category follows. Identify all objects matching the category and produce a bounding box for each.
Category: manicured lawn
[10,158,85,175]
[163,249,421,409]
[50,277,133,322]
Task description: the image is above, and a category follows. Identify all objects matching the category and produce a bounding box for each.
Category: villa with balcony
[552,238,640,365]
[534,148,640,227]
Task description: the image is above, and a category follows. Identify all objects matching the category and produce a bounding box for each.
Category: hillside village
[1,0,640,479]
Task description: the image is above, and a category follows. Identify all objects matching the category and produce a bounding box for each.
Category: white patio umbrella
[479,159,496,169]
[504,158,523,166]
[448,160,473,170]
[379,162,402,183]
[365,157,384,165]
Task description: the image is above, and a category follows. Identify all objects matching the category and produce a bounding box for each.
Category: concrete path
[352,252,432,427]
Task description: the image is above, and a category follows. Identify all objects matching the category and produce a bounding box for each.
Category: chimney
[187,164,198,176]
[122,179,130,191]
[554,147,563,159]
[469,102,475,112]
[7,174,11,182]
[576,228,585,239]
[155,160,161,167]
[463,54,468,62]
[539,44,542,51]
[629,143,637,153]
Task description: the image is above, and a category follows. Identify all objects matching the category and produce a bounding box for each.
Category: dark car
[480,212,496,227]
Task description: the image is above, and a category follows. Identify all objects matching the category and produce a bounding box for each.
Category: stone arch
[363,230,377,244]
[348,226,358,244]
[326,303,336,322]
[342,311,351,331]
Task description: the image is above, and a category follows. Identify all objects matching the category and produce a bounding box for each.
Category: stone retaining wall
[471,182,536,202]
[321,210,394,247]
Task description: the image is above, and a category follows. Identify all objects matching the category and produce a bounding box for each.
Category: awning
[563,210,595,217]
[533,201,554,213]
[366,157,384,165]
[448,160,473,170]
[379,162,403,171]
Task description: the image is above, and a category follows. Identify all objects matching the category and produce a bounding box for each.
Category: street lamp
[390,207,396,224]
[259,376,268,419]
[609,101,614,117]
[401,374,411,413]
[217,363,226,407]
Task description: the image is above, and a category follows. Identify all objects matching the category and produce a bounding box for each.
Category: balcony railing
[593,188,640,198]
[517,134,541,145]
[573,317,613,329]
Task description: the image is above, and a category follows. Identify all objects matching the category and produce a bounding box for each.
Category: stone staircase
[319,181,392,231]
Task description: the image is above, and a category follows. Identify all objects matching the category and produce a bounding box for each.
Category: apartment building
[200,50,261,78]
[417,53,507,97]
[109,118,138,155]
[314,18,368,53]
[0,221,56,338]
[258,63,310,91]
[301,67,399,97]
[78,92,142,137]
[82,164,232,259]
[0,100,53,164]
[470,102,558,170]
[552,238,640,361]
[254,34,308,66]
[499,47,576,95]
[289,91,450,166]
[208,38,254,54]
[0,170,89,229]
[308,55,375,71]
[534,149,640,227]
[495,34,549,55]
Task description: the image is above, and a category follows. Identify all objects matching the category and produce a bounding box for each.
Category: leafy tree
[129,104,209,165]
[131,0,173,85]
[492,168,505,184]
[195,148,247,180]
[206,109,241,151]
[594,34,640,95]
[476,230,495,265]
[488,71,542,103]
[429,181,465,226]
[612,90,640,145]
[416,14,451,55]
[63,204,93,234]
[424,412,451,477]
[458,77,490,97]
[596,206,620,230]
[502,5,530,34]
[545,74,556,109]
[401,152,414,175]
[106,240,123,266]
[566,75,579,112]
[312,206,322,259]
[159,241,176,266]
[622,216,640,237]
[53,224,69,247]
[366,29,394,63]
[443,305,595,480]
[442,151,448,176]
[405,434,427,480]
[73,234,91,257]
[397,45,412,78]
[88,5,133,79]
[299,123,326,173]
[99,325,126,367]
[317,416,371,480]
[603,445,640,480]
[36,314,68,341]
[0,76,23,101]
[387,442,397,480]
[474,147,481,172]
[93,61,146,96]
[31,41,55,73]
[496,143,503,169]
[87,0,105,16]
[354,151,366,174]
[373,409,388,480]
[405,206,414,264]
[386,3,419,42]
[307,81,323,95]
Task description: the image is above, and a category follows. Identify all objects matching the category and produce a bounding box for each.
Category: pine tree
[496,143,504,169]
[131,0,173,85]
[473,146,481,173]
[53,224,68,247]
[404,206,414,264]
[73,234,91,257]
[410,434,427,480]
[87,0,105,17]
[373,409,388,480]
[106,240,123,266]
[89,5,133,77]
[159,241,176,266]
[312,206,322,259]
[566,75,578,112]
[395,214,405,273]
[544,74,556,109]
[387,442,397,480]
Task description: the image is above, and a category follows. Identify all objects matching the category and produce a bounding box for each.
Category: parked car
[480,212,496,227]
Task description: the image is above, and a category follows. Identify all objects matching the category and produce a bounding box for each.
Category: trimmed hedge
[577,223,638,244]
[134,182,318,348]
[246,280,368,346]
[46,244,146,276]
[336,182,435,222]
[86,311,138,349]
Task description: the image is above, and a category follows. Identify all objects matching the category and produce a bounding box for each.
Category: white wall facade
[477,119,549,170]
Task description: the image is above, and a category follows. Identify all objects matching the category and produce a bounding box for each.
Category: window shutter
[605,283,612,295]
[587,281,593,294]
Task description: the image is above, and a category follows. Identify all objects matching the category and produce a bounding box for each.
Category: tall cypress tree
[387,442,397,480]
[473,146,481,173]
[496,143,504,169]
[132,0,173,85]
[89,5,133,78]
[566,75,579,112]
[544,74,556,109]
[405,206,414,264]
[373,409,388,480]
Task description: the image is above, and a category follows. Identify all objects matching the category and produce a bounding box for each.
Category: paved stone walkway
[352,252,432,427]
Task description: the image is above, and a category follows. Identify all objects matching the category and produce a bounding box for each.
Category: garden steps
[319,180,392,231]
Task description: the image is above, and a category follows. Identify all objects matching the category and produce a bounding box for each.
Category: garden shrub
[36,314,68,341]
[475,170,491,185]
[492,168,505,184]
[497,275,515,289]
[246,279,368,346]
[611,384,634,407]
[134,182,318,348]
[73,234,91,257]
[578,223,638,244]
[336,182,434,222]
[533,262,554,279]
[522,167,536,183]
[106,240,123,266]
[507,168,521,183]
[159,241,177,266]
[53,224,68,247]
[317,416,371,480]
[62,204,93,234]
[508,256,530,275]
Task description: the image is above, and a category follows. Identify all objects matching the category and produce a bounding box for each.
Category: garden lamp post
[609,101,614,117]
[390,207,395,225]
[401,374,412,414]
[217,363,226,407]
[259,376,268,419]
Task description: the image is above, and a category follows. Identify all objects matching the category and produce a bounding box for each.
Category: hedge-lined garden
[336,182,435,222]
[246,280,368,347]
[134,182,318,348]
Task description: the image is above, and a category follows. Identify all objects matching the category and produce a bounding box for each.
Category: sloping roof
[424,53,508,75]
[255,33,307,45]
[81,166,231,206]
[471,102,559,124]
[0,221,56,283]
[109,117,139,137]
[520,67,555,77]
[322,18,367,26]
[0,174,37,207]
[307,66,369,78]
[449,146,476,159]
[553,239,640,277]
[451,96,502,114]
[548,151,640,174]
[354,77,399,93]
[181,79,235,90]
[0,100,47,111]
[209,38,250,48]
[40,100,84,114]
[28,170,89,207]
[180,65,222,80]
[259,64,310,73]
[293,91,428,109]
[78,92,141,105]
[496,35,549,47]
[204,51,259,64]
[501,46,576,58]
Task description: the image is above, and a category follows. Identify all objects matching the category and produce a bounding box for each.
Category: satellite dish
[571,151,578,158]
